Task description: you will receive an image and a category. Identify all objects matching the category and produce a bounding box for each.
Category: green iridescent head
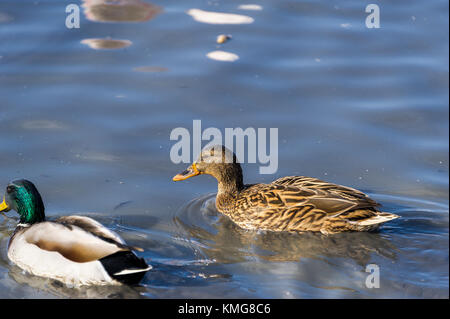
[0,179,45,224]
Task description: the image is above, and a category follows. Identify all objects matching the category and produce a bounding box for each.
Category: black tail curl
[99,251,150,285]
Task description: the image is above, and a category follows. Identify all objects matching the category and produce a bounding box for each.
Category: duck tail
[356,212,400,226]
[99,251,151,285]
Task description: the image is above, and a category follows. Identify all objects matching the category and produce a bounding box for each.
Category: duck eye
[6,186,13,193]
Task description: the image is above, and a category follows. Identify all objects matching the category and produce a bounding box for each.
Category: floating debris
[216,34,232,44]
[187,9,253,24]
[206,50,239,62]
[237,4,263,11]
[81,38,132,50]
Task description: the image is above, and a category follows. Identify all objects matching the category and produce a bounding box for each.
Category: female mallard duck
[173,145,399,234]
[0,179,151,286]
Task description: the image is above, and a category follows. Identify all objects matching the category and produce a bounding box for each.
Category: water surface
[0,0,448,298]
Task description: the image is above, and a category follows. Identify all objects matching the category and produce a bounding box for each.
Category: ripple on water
[0,190,447,298]
[171,192,448,298]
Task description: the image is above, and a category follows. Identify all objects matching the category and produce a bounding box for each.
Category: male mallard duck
[0,179,151,286]
[173,145,399,234]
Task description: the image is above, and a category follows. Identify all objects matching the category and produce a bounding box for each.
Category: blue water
[0,0,448,298]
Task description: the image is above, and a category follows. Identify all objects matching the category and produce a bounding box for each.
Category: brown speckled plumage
[173,145,399,234]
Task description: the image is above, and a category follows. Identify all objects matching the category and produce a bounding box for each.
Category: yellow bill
[0,197,9,213]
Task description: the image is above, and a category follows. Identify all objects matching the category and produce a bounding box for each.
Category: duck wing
[241,181,378,215]
[236,179,383,232]
[272,176,379,207]
[56,215,145,252]
[56,215,125,244]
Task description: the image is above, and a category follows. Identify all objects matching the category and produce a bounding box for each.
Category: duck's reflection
[8,265,144,298]
[173,195,398,266]
[82,0,161,23]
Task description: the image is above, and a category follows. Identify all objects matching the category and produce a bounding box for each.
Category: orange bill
[173,163,200,181]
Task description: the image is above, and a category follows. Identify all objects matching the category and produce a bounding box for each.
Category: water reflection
[82,0,161,23]
[8,266,144,298]
[21,120,68,130]
[0,11,13,23]
[237,4,263,11]
[206,50,239,62]
[174,195,398,266]
[133,66,168,73]
[187,9,254,24]
[81,38,132,49]
[1,0,447,299]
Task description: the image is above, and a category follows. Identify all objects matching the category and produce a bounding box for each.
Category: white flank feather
[7,221,130,286]
[8,234,119,286]
[113,266,152,276]
[356,213,400,226]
